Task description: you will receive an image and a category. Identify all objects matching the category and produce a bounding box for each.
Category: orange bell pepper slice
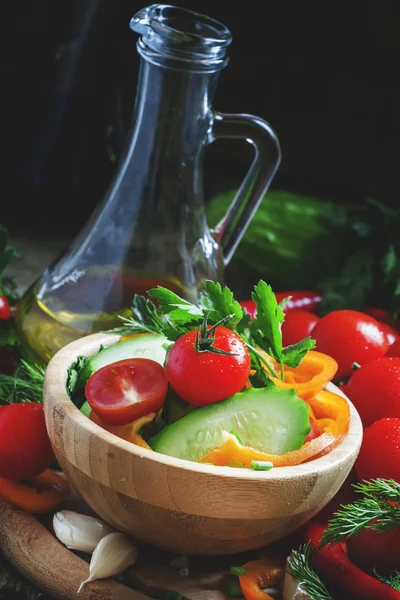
[264,350,338,400]
[238,558,285,600]
[90,411,155,450]
[0,469,71,514]
[199,390,350,468]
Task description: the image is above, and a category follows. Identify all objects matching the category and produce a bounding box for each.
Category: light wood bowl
[43,333,363,555]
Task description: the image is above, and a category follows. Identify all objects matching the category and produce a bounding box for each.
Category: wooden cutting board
[0,484,294,600]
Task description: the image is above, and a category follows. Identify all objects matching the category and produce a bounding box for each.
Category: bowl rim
[44,332,363,482]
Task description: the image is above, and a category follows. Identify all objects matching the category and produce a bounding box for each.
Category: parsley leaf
[282,337,316,368]
[199,281,244,326]
[148,287,203,323]
[249,280,284,363]
[66,355,89,398]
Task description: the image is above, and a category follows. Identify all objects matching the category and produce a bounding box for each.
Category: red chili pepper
[240,291,321,320]
[304,517,400,600]
[0,296,12,320]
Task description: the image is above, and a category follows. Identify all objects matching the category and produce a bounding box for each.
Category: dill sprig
[320,479,400,548]
[374,569,400,592]
[0,360,45,404]
[287,543,334,600]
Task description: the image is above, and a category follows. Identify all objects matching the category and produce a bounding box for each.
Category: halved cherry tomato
[239,557,285,600]
[85,358,168,426]
[0,403,55,481]
[281,309,319,347]
[166,326,251,406]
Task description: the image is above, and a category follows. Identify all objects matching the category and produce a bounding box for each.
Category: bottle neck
[127,51,221,168]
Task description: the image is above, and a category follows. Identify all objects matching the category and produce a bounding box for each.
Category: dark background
[2,1,400,238]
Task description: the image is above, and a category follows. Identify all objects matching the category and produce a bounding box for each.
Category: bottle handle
[210,112,281,265]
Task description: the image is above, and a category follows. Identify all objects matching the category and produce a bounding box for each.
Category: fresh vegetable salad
[67,280,350,469]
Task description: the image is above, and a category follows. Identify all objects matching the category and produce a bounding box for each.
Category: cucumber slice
[78,333,168,386]
[151,387,310,462]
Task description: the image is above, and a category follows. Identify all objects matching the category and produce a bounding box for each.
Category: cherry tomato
[0,403,54,480]
[281,310,319,347]
[312,310,389,380]
[386,338,400,357]
[345,357,400,427]
[355,418,400,483]
[0,296,12,320]
[379,321,398,346]
[85,358,168,425]
[166,326,251,406]
[346,527,400,576]
[363,306,393,324]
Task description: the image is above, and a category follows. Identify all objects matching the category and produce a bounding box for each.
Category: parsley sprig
[320,479,400,548]
[111,279,316,384]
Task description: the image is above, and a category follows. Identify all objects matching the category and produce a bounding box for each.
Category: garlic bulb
[282,558,312,600]
[78,532,138,592]
[53,510,115,553]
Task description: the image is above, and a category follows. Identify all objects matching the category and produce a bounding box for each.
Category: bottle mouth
[130,4,232,70]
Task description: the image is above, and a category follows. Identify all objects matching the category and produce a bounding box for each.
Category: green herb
[250,460,273,471]
[249,280,315,377]
[227,579,243,597]
[320,479,400,547]
[0,226,19,292]
[230,566,246,576]
[164,591,183,600]
[287,543,334,600]
[0,360,45,404]
[66,355,89,398]
[0,321,19,348]
[229,429,244,445]
[111,279,315,384]
[374,569,400,592]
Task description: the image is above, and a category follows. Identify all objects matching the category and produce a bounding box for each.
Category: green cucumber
[78,333,168,386]
[151,386,311,462]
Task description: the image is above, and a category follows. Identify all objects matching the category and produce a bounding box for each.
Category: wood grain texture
[43,333,363,555]
[0,498,151,600]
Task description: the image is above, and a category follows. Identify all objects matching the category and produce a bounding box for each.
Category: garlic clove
[53,510,115,553]
[282,558,312,600]
[78,532,138,592]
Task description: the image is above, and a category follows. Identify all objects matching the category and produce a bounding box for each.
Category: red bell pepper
[240,290,322,319]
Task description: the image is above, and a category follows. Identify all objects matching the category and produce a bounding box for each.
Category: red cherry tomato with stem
[281,310,319,347]
[85,358,168,426]
[345,357,400,427]
[312,310,388,380]
[355,418,400,483]
[0,403,54,480]
[0,296,12,320]
[166,325,251,406]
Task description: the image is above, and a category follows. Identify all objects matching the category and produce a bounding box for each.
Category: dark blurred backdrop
[1,1,400,238]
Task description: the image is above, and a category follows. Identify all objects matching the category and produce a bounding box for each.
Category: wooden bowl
[43,332,363,555]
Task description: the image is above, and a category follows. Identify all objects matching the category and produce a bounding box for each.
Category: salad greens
[111,279,315,385]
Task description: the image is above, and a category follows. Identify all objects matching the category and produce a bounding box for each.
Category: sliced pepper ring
[265,350,338,400]
[239,558,285,600]
[0,469,71,514]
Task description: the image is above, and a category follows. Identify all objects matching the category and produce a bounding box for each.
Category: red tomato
[363,306,393,324]
[312,310,389,380]
[239,300,257,319]
[346,527,400,576]
[379,321,398,346]
[85,358,168,425]
[345,357,400,427]
[0,296,12,320]
[387,338,400,357]
[166,326,251,406]
[281,310,319,347]
[355,418,400,483]
[0,403,54,480]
